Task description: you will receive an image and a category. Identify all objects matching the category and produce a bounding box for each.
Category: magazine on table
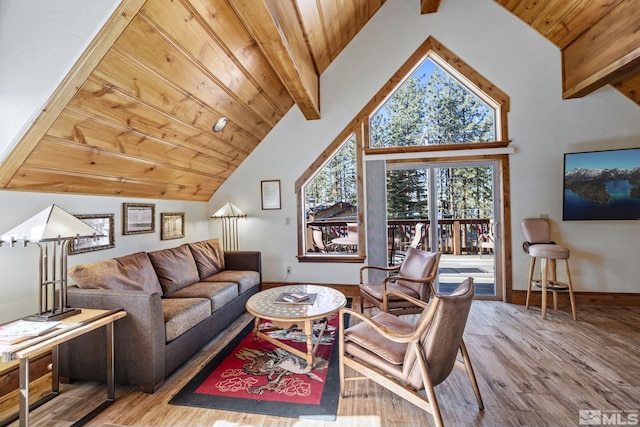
[0,320,61,345]
[275,292,317,304]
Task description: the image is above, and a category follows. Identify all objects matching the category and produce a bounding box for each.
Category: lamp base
[23,307,81,322]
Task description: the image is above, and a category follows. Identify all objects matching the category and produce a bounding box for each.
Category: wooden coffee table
[246,285,346,369]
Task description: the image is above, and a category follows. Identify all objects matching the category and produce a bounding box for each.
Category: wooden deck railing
[307,218,492,255]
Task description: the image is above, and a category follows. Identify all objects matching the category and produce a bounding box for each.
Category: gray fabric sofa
[59,238,261,393]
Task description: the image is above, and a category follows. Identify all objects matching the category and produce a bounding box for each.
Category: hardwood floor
[1,301,638,427]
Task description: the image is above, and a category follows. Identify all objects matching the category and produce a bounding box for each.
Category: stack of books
[275,291,317,304]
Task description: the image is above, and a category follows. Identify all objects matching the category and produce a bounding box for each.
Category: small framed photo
[69,214,115,255]
[261,180,281,210]
[123,203,155,235]
[161,212,185,240]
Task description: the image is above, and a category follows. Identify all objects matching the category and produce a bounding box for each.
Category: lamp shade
[1,204,103,243]
[210,201,247,219]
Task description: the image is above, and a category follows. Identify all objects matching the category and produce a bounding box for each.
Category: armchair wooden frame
[339,289,484,427]
[359,252,441,315]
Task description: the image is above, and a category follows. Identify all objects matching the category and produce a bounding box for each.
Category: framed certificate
[261,180,281,210]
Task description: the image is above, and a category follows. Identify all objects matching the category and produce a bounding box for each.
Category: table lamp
[1,204,103,321]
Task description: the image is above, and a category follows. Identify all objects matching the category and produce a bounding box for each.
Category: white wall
[0,192,211,323]
[211,0,640,294]
[0,0,120,161]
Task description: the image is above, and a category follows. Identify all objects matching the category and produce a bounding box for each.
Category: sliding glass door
[386,160,501,299]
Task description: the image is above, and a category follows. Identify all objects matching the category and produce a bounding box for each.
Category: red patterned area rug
[169,313,343,421]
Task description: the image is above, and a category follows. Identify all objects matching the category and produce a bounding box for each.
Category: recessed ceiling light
[213,117,228,132]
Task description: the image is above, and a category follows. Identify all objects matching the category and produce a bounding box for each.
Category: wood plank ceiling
[0,0,637,201]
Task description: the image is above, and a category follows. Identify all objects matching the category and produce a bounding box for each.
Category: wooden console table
[0,308,127,427]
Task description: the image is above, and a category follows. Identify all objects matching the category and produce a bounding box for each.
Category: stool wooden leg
[550,260,558,310]
[526,257,536,309]
[540,258,548,319]
[565,259,577,320]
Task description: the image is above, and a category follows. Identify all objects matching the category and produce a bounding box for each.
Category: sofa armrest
[59,286,166,392]
[224,251,262,274]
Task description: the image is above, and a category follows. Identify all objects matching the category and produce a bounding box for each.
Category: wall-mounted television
[563,147,640,221]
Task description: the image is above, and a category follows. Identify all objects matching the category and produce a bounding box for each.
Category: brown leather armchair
[339,278,483,427]
[359,248,441,315]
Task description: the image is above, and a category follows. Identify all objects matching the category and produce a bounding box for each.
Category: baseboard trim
[510,290,640,307]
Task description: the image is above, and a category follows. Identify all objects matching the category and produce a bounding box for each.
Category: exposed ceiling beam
[420,0,442,14]
[229,0,320,120]
[561,0,640,99]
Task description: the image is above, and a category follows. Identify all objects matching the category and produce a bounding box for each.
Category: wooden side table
[0,308,127,427]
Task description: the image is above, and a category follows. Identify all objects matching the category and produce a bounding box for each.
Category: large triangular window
[296,36,509,262]
[370,57,498,147]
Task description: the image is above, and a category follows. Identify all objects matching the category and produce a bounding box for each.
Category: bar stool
[521,218,577,320]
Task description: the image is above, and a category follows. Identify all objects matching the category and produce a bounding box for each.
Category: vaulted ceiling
[0,0,638,201]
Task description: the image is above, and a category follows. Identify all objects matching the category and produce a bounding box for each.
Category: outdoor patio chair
[339,277,483,427]
[359,248,441,315]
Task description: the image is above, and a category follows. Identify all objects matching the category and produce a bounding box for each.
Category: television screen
[563,148,640,221]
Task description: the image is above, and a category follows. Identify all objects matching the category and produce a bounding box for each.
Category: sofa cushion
[148,245,200,295]
[69,252,163,295]
[166,281,238,313]
[201,270,260,293]
[161,297,211,342]
[187,239,225,279]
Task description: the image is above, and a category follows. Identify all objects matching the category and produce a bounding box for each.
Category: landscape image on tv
[563,148,640,220]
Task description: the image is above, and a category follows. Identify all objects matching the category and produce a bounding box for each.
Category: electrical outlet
[286,266,292,275]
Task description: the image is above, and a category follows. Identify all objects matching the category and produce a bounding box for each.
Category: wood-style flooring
[1,300,638,427]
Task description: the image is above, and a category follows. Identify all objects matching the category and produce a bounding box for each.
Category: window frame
[296,36,510,263]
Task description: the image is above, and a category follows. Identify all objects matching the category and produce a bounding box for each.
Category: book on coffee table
[275,292,317,304]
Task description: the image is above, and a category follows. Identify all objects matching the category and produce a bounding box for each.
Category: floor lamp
[1,204,103,321]
[210,202,246,251]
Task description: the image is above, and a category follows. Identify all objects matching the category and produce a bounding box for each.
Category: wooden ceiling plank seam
[333,0,351,53]
[27,138,224,189]
[72,75,250,162]
[294,0,330,74]
[108,46,272,142]
[132,12,283,128]
[529,0,581,38]
[115,16,280,131]
[549,0,624,49]
[511,0,549,25]
[561,0,640,98]
[86,68,255,157]
[10,166,215,201]
[45,113,234,177]
[178,0,294,115]
[317,0,341,64]
[0,0,147,189]
[229,0,321,119]
[140,0,290,120]
[61,102,244,171]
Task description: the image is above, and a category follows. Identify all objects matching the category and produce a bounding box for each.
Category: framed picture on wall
[261,180,281,210]
[161,212,185,240]
[563,147,640,221]
[69,214,115,254]
[123,203,155,235]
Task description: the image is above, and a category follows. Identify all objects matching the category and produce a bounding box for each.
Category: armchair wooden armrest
[339,307,427,343]
[359,264,400,284]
